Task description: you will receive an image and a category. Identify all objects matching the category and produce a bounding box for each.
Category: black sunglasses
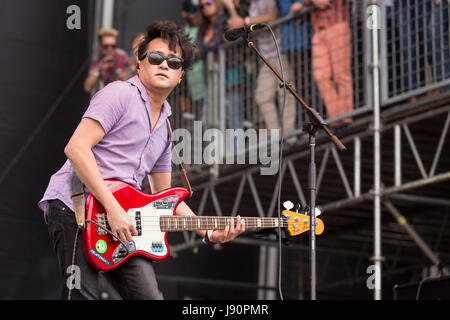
[141,51,184,69]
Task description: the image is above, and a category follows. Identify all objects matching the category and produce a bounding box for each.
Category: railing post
[367,0,383,300]
[379,1,388,106]
[206,51,214,128]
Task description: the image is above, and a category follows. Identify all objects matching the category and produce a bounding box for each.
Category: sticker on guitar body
[89,248,110,266]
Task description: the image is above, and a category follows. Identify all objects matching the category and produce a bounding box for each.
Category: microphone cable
[256,23,287,301]
[67,219,130,300]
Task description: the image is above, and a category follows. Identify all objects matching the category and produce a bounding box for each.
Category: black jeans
[46,199,164,300]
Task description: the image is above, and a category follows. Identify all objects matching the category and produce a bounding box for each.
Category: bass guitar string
[90,216,312,232]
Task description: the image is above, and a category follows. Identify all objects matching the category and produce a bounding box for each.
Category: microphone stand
[244,37,346,300]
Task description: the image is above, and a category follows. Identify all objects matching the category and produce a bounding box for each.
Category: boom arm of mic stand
[245,38,346,151]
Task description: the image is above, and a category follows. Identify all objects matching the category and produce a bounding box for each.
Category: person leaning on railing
[276,0,313,109]
[196,0,226,124]
[303,0,353,126]
[181,0,206,117]
[222,0,251,132]
[196,0,226,63]
[226,0,297,142]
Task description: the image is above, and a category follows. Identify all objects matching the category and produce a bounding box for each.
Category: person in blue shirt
[276,0,312,115]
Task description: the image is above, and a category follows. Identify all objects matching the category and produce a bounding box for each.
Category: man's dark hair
[138,20,195,70]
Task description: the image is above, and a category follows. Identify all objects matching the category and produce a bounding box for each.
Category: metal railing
[167,0,450,173]
[381,0,450,105]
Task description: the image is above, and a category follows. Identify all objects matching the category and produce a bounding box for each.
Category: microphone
[224,24,266,41]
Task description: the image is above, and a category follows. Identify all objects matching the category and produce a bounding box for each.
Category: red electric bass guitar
[83,180,324,271]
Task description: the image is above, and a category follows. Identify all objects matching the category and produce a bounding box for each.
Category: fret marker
[214,218,218,229]
[257,219,261,227]
[275,219,278,227]
[183,217,186,230]
[198,219,200,229]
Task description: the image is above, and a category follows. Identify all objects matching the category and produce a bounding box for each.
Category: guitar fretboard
[159,216,287,232]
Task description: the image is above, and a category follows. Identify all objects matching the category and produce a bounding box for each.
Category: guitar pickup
[135,211,142,236]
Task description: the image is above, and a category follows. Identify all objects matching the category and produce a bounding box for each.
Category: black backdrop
[0,0,94,298]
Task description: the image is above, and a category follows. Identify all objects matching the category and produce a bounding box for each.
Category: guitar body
[83,180,325,272]
[83,180,189,271]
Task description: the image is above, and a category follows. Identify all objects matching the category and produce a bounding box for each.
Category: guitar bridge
[95,213,108,235]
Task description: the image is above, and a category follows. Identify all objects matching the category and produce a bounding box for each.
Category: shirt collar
[127,75,172,118]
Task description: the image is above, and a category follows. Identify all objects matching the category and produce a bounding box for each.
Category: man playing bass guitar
[38,21,245,300]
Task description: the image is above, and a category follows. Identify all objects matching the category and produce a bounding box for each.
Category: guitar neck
[160,216,285,232]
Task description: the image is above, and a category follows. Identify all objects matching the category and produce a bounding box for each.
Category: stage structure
[166,0,450,300]
[90,0,450,299]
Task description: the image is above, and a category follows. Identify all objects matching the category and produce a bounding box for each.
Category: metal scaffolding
[164,0,450,299]
[97,0,450,299]
[166,100,450,297]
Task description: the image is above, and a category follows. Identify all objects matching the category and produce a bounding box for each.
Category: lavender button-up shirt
[38,75,172,214]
